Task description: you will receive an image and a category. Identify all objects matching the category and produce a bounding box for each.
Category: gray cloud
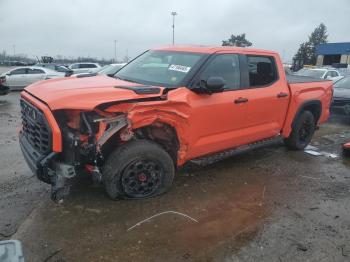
[0,0,349,62]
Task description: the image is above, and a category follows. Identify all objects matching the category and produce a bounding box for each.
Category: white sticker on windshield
[168,64,191,73]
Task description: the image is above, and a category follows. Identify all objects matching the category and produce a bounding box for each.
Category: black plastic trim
[115,85,161,94]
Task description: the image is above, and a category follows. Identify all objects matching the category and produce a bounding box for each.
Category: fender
[291,100,322,128]
[282,100,322,138]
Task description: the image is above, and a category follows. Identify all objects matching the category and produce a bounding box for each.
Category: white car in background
[69,62,101,74]
[97,63,126,76]
[1,66,65,90]
[295,68,343,82]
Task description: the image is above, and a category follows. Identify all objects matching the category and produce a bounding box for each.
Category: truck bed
[286,74,329,84]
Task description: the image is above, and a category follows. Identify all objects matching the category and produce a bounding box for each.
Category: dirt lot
[1,92,350,262]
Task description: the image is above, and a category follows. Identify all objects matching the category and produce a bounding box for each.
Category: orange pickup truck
[19,46,333,200]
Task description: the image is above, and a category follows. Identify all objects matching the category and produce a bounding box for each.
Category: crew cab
[19,46,333,200]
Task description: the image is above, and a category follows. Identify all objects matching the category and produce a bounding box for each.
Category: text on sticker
[168,64,191,73]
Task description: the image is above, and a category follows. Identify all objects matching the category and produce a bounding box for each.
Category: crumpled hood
[24,75,164,110]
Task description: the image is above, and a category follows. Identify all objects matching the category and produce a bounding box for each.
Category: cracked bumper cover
[19,132,58,184]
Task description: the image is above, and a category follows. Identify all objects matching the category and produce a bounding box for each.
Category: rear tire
[102,140,175,200]
[285,110,316,150]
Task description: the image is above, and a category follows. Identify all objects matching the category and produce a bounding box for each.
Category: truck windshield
[114,50,204,87]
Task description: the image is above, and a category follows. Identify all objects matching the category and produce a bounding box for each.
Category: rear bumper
[0,85,10,95]
[19,131,57,183]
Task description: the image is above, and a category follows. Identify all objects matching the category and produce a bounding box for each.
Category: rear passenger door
[240,55,290,141]
[26,68,46,85]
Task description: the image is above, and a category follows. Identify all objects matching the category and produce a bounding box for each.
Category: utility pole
[171,11,177,45]
[13,44,16,57]
[114,40,117,62]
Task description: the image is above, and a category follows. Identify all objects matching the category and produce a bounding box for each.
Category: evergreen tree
[222,33,252,47]
[293,23,328,66]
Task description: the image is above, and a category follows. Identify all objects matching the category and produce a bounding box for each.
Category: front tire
[102,140,175,200]
[285,110,316,150]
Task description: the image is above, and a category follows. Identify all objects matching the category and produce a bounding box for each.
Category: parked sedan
[69,62,101,74]
[0,76,10,95]
[295,68,343,82]
[35,63,73,76]
[0,66,65,90]
[331,76,350,115]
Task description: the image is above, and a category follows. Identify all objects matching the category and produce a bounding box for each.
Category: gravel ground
[1,92,350,261]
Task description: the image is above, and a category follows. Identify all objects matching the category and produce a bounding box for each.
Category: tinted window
[56,66,69,72]
[247,56,277,86]
[199,54,240,90]
[10,68,27,75]
[81,64,97,68]
[70,64,79,69]
[329,71,339,77]
[296,69,325,78]
[45,64,55,70]
[28,69,45,74]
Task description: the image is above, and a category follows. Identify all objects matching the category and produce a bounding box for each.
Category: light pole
[114,40,117,62]
[13,44,16,57]
[171,11,177,45]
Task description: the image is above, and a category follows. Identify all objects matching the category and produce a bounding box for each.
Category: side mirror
[204,77,225,93]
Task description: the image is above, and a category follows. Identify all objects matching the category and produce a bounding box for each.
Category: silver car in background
[97,63,126,76]
[69,62,101,74]
[0,66,65,90]
[295,68,343,82]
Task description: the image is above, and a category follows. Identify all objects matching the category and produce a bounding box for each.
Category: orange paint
[21,46,333,166]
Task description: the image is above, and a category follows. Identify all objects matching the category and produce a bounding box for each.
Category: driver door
[186,53,252,159]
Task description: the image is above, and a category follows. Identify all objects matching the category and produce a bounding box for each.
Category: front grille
[20,99,52,155]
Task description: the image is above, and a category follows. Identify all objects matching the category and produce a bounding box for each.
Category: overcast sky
[0,0,349,62]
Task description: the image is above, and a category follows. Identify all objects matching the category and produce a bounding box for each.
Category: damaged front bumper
[19,132,58,183]
[19,129,79,201]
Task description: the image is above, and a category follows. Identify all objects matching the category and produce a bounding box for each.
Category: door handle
[234,97,248,104]
[277,92,288,98]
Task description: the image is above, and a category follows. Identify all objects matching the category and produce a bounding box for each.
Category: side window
[28,69,45,74]
[70,64,79,69]
[330,71,338,77]
[247,56,278,87]
[325,71,332,78]
[199,54,240,90]
[81,64,97,68]
[10,68,27,75]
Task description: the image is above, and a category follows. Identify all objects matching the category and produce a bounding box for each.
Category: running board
[190,136,283,166]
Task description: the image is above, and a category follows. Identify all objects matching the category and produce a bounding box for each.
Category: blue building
[316,42,350,66]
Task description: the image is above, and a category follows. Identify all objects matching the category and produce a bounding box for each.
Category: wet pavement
[1,92,350,261]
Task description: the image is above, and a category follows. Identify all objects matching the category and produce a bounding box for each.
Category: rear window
[247,56,278,87]
[296,69,325,78]
[28,69,45,74]
[80,64,97,68]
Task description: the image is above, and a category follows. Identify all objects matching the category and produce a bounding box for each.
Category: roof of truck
[152,45,278,55]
